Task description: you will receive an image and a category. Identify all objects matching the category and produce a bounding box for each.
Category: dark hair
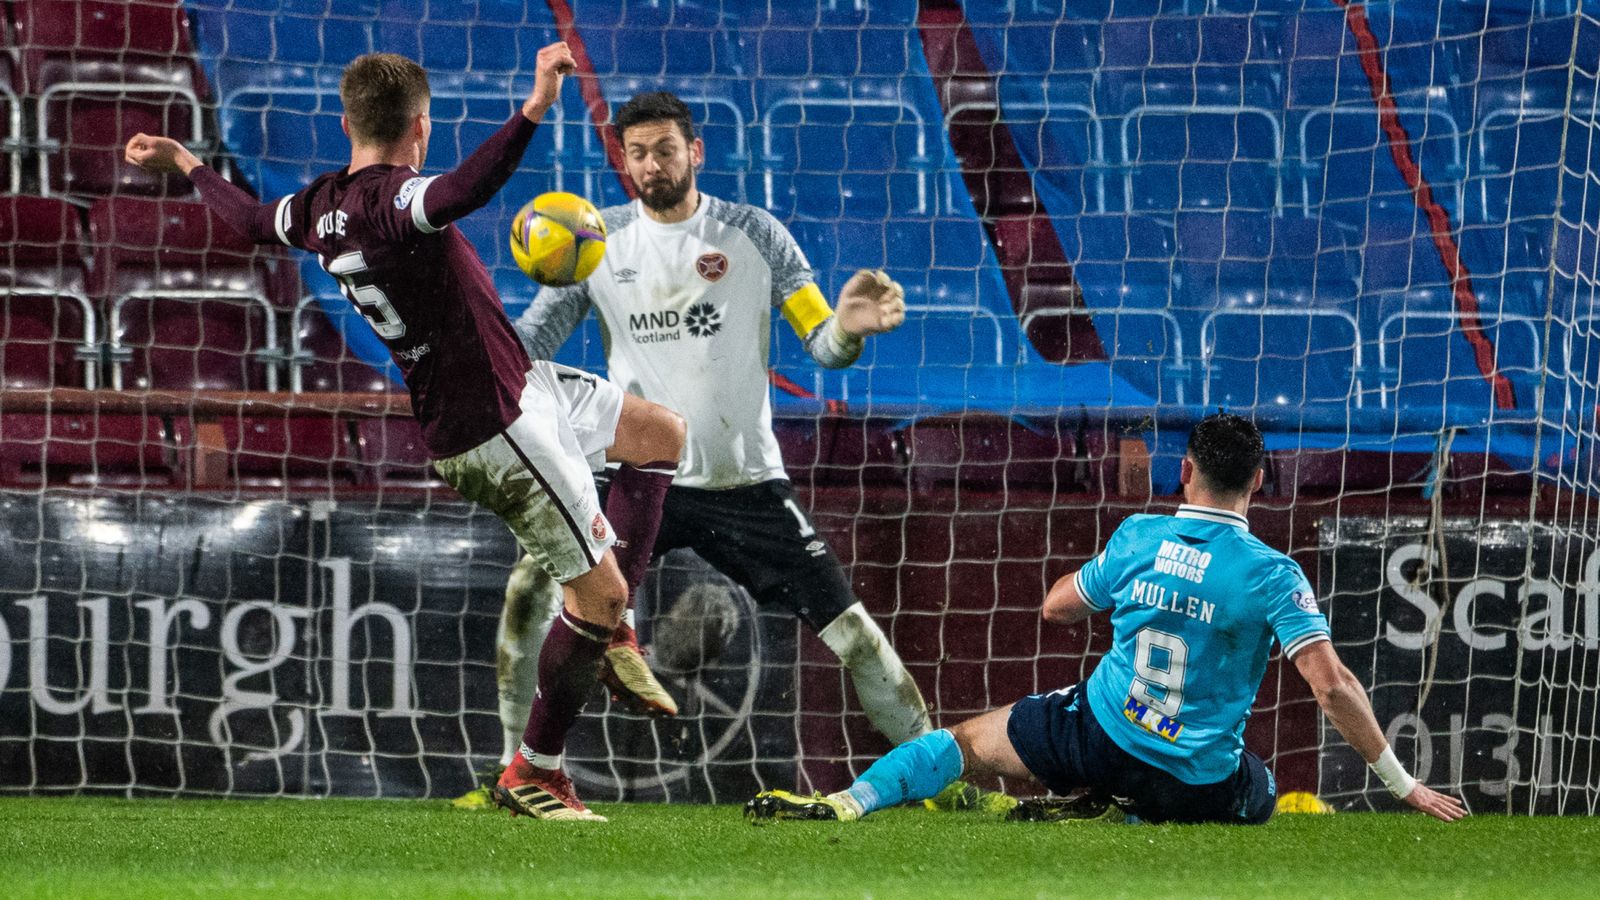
[614,91,696,144]
[1186,413,1265,494]
[340,53,430,145]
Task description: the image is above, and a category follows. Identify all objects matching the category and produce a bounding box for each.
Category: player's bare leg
[494,555,629,821]
[595,394,684,716]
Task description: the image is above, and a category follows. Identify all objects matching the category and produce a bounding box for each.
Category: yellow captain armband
[780,283,832,338]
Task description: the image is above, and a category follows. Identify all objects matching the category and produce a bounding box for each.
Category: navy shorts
[1006,685,1276,825]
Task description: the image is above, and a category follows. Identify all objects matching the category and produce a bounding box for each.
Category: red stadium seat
[290,295,402,394]
[0,411,188,486]
[0,195,97,389]
[899,414,1101,495]
[14,0,206,197]
[224,415,361,488]
[88,196,288,391]
[352,417,443,486]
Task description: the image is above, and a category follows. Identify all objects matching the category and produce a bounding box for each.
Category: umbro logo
[615,268,638,284]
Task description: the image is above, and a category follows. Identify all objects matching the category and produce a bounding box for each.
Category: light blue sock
[844,729,963,816]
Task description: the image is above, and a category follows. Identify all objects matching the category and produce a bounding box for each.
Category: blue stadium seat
[1201,307,1362,409]
[1269,214,1360,303]
[1121,104,1282,212]
[1064,212,1175,311]
[1295,103,1465,219]
[758,81,937,221]
[1175,210,1271,309]
[1374,305,1546,413]
[1356,216,1454,307]
[569,0,736,79]
[1467,96,1578,228]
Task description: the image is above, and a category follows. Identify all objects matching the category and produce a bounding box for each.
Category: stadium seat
[88,196,286,391]
[569,0,737,80]
[289,296,399,394]
[900,414,1075,493]
[14,0,207,198]
[758,80,936,220]
[1201,306,1362,409]
[0,195,97,389]
[0,55,21,193]
[0,411,188,486]
[1065,212,1176,310]
[224,414,360,489]
[1121,103,1282,213]
[352,416,445,487]
[1468,100,1567,228]
[773,416,904,489]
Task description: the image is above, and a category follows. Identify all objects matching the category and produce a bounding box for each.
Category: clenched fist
[125,133,202,176]
[834,269,906,338]
[523,42,578,122]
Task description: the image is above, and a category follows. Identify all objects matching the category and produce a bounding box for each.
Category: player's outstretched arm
[125,133,285,245]
[416,42,576,229]
[514,284,592,362]
[1294,641,1467,822]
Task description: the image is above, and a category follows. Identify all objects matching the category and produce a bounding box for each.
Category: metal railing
[38,81,205,197]
[761,95,931,216]
[1020,306,1188,404]
[0,287,99,389]
[1201,307,1362,407]
[109,289,281,392]
[1376,309,1548,408]
[1297,105,1463,213]
[1122,104,1284,212]
[942,99,1108,214]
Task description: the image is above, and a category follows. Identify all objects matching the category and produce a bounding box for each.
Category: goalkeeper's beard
[638,170,694,212]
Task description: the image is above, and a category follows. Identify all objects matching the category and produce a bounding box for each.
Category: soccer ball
[509,191,606,287]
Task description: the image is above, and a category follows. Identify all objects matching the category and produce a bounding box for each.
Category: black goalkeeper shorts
[603,476,856,631]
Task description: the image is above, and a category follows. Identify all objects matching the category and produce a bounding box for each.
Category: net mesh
[0,0,1597,813]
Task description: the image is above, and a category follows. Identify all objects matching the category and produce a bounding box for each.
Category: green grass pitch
[3,797,1596,898]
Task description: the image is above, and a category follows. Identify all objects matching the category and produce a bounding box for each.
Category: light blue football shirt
[1076,504,1330,784]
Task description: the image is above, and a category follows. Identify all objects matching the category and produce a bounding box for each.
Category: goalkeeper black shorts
[600,476,856,632]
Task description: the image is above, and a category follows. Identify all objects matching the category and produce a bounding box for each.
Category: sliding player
[748,414,1467,825]
[454,90,998,810]
[126,45,685,822]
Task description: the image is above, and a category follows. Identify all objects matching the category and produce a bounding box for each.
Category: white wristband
[1370,746,1418,799]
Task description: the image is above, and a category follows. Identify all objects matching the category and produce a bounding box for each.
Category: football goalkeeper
[456,91,1011,812]
[749,414,1467,825]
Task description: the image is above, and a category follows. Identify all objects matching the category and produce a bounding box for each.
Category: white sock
[497,555,564,766]
[817,603,932,745]
[826,790,865,821]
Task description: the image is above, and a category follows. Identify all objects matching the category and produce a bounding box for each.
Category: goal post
[1,1,1597,813]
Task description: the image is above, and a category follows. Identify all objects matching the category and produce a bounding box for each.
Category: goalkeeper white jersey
[518,195,819,489]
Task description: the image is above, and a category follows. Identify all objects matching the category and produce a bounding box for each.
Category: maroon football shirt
[276,164,530,458]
